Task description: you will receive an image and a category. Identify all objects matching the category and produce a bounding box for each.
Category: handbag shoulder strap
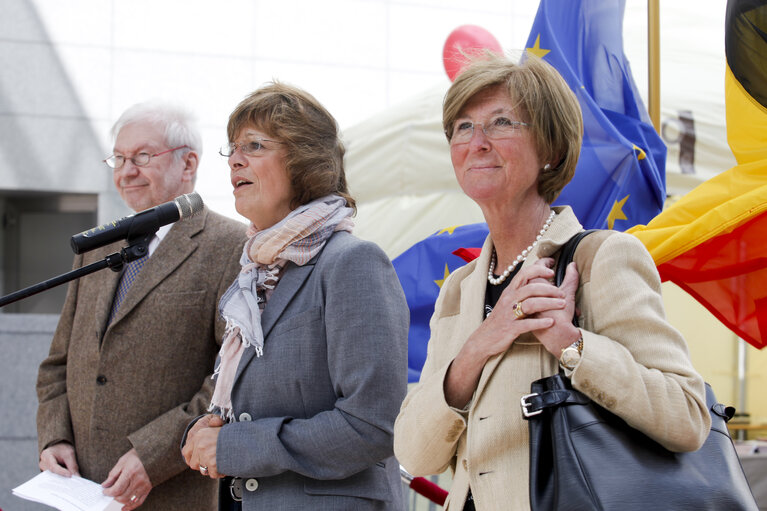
[555,229,617,286]
[556,229,617,327]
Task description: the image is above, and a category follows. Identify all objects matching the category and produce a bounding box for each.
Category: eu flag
[527,0,667,230]
[393,223,488,382]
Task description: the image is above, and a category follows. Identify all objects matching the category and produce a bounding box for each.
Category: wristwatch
[559,334,584,370]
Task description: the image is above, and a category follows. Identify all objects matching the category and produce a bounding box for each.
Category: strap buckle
[521,393,542,418]
[229,477,243,502]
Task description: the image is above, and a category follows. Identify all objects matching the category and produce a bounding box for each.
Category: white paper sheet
[12,471,122,511]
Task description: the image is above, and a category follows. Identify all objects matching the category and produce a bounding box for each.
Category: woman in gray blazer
[182,82,409,510]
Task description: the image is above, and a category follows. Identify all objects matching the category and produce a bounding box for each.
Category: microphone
[71,192,204,254]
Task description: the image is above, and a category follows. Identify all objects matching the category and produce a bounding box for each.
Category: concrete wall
[0,313,58,511]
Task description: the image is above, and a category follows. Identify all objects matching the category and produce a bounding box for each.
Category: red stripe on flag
[657,211,767,349]
[452,247,482,263]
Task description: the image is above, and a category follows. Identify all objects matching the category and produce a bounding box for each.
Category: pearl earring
[543,163,552,171]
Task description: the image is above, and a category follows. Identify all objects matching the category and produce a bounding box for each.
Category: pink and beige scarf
[209,195,354,420]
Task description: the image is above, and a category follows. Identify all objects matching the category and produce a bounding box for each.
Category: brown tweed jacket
[37,207,246,510]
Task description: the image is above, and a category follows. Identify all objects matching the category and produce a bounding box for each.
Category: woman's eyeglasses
[219,138,283,157]
[448,117,529,145]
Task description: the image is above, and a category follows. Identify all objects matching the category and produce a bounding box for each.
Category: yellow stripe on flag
[628,62,767,266]
[628,159,767,266]
[725,66,767,165]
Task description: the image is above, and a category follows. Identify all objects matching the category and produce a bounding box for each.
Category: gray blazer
[37,208,246,510]
[215,231,409,510]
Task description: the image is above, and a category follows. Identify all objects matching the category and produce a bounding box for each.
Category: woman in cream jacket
[393,54,709,511]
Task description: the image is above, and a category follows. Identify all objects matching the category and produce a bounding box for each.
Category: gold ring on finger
[513,301,526,319]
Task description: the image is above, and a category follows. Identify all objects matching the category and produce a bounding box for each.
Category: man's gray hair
[111,101,203,161]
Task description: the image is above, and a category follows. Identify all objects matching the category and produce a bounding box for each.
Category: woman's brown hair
[227,82,356,211]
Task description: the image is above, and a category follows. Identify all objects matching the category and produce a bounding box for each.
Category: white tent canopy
[343,83,484,259]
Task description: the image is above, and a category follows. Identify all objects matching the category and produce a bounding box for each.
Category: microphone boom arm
[0,235,152,308]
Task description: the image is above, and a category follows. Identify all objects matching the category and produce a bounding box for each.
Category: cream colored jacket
[394,207,710,511]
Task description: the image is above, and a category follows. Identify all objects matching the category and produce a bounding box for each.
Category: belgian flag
[628,0,767,349]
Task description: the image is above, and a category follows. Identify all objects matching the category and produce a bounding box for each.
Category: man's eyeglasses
[104,145,189,170]
[448,117,530,145]
[219,138,283,157]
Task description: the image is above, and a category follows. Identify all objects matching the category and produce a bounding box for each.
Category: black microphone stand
[0,234,153,308]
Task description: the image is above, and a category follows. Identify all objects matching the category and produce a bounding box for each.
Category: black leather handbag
[522,230,759,511]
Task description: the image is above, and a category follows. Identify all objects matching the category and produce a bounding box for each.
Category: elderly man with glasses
[36,102,246,510]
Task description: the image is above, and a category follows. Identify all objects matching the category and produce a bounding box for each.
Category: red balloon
[442,25,503,81]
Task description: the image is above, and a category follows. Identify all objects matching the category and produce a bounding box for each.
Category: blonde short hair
[443,53,583,203]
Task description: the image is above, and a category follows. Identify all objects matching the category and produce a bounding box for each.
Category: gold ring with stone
[513,301,526,319]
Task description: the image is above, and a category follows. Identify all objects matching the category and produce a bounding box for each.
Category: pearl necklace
[487,210,556,286]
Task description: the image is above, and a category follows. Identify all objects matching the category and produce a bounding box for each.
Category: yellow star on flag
[437,225,460,235]
[632,144,646,160]
[607,195,630,229]
[434,264,450,288]
[526,35,550,59]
